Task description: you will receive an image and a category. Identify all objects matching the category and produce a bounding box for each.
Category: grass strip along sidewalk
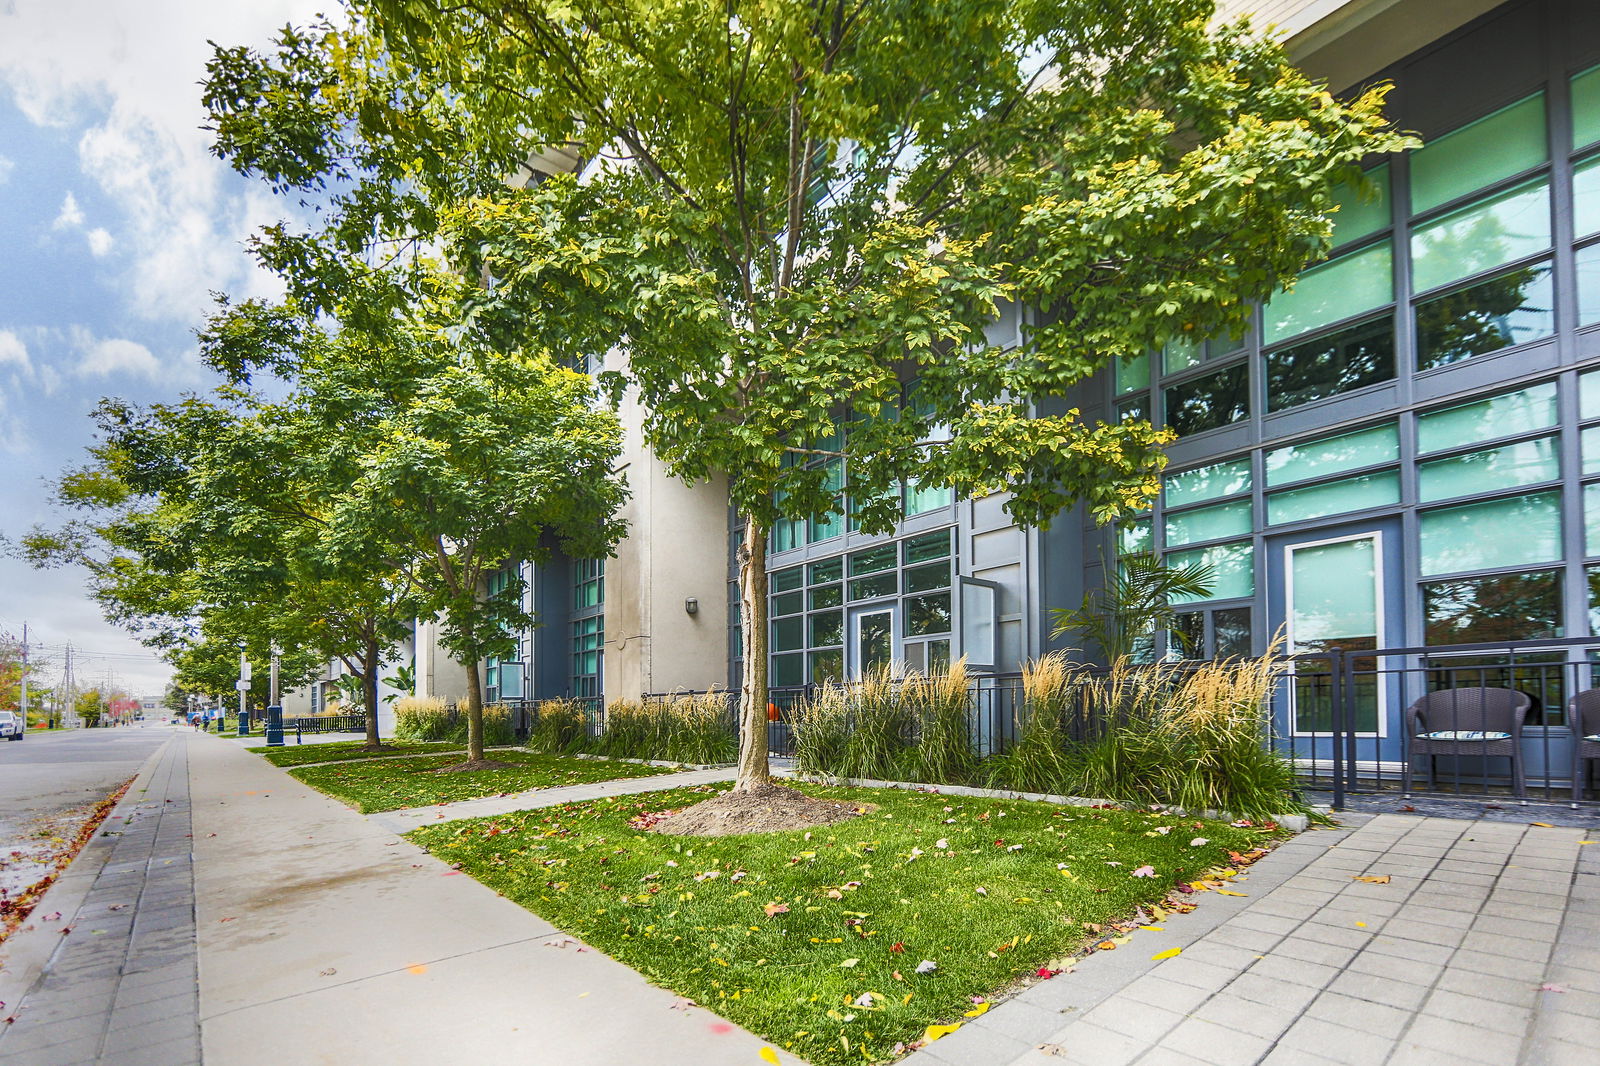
[247,739,481,768]
[409,782,1281,1066]
[290,750,687,813]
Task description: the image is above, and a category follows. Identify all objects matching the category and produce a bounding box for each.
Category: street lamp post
[236,645,252,736]
[265,641,285,748]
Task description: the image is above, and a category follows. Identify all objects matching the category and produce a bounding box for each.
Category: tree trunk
[463,652,485,762]
[362,633,382,749]
[735,516,772,791]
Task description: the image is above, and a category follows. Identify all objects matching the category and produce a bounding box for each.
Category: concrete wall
[415,618,470,704]
[602,369,732,700]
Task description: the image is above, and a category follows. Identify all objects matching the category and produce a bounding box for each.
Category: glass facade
[570,558,605,699]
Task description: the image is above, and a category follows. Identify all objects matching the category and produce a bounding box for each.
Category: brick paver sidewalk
[0,737,199,1066]
[913,813,1599,1066]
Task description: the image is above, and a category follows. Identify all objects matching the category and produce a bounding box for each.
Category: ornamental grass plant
[393,696,452,740]
[527,698,591,754]
[529,693,736,765]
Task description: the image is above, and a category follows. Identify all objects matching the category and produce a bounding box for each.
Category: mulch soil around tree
[647,783,871,836]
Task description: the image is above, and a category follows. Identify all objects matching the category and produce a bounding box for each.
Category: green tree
[205,0,1414,789]
[1049,552,1215,664]
[75,687,105,728]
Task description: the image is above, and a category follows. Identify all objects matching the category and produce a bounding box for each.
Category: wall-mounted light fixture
[684,597,699,615]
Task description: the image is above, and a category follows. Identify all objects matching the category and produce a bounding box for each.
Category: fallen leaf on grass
[1131,865,1156,878]
[1151,947,1182,961]
[763,903,789,917]
[915,959,938,974]
[1353,875,1391,884]
[923,1022,961,1043]
[840,958,860,968]
[963,1003,990,1018]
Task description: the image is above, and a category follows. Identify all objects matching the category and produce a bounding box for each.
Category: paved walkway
[909,813,1600,1066]
[0,735,200,1066]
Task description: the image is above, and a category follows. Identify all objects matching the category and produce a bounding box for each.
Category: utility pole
[18,622,28,729]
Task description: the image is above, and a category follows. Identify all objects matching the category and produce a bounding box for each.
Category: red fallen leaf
[219,916,238,923]
[889,941,905,953]
[1035,968,1056,979]
[1401,805,1417,812]
[763,903,790,917]
[1539,983,1566,993]
[60,927,72,935]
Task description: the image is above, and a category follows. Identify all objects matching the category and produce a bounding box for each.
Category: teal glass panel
[772,653,803,687]
[807,459,843,542]
[772,591,803,617]
[1419,492,1561,576]
[1585,426,1600,477]
[771,567,803,593]
[905,593,953,636]
[1165,458,1251,507]
[808,557,843,584]
[1584,370,1600,421]
[1266,423,1398,487]
[1165,499,1252,548]
[809,583,842,609]
[903,528,952,564]
[1410,181,1551,295]
[809,611,843,648]
[903,478,952,516]
[1119,518,1152,556]
[1410,93,1547,213]
[1576,157,1600,239]
[1267,470,1400,525]
[1579,243,1600,327]
[850,544,896,575]
[1575,64,1600,150]
[809,648,844,683]
[1289,536,1377,646]
[771,514,805,552]
[1415,263,1554,369]
[1167,540,1254,603]
[905,562,952,593]
[849,572,897,600]
[1418,437,1559,502]
[1115,352,1150,394]
[1417,382,1558,454]
[771,616,804,652]
[1329,163,1390,247]
[1590,483,1600,556]
[1264,241,1393,345]
[1164,334,1205,374]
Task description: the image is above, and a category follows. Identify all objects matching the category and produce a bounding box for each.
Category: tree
[1050,553,1215,664]
[75,687,104,728]
[205,0,1415,791]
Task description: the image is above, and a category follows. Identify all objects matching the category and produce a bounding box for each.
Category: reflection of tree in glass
[1416,264,1549,368]
[1266,315,1394,410]
[1423,570,1562,645]
[1165,364,1248,436]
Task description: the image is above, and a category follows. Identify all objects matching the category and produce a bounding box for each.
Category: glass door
[1269,522,1400,738]
[852,606,898,677]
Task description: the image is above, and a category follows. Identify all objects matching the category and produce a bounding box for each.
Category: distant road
[0,724,175,852]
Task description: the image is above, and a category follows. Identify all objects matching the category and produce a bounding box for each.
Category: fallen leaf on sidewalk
[1529,822,1555,828]
[1151,947,1182,961]
[218,917,237,923]
[1037,1044,1067,1057]
[667,997,695,1011]
[1539,983,1566,993]
[759,1049,781,1065]
[922,1022,961,1043]
[319,967,337,976]
[1215,889,1247,896]
[1353,875,1391,884]
[963,1003,990,1018]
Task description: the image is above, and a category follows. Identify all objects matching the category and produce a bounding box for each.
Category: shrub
[394,696,452,740]
[527,699,591,753]
[661,692,736,765]
[986,652,1079,794]
[908,661,979,786]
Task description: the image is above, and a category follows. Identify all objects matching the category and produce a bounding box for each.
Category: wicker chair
[1403,687,1531,799]
[1569,690,1600,802]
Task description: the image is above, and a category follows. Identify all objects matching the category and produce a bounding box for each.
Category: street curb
[0,736,168,1018]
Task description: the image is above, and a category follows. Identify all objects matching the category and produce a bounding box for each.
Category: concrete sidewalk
[188,735,797,1066]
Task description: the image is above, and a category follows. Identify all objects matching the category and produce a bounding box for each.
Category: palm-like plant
[1050,552,1214,664]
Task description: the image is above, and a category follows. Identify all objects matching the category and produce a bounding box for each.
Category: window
[570,616,603,699]
[1115,352,1150,395]
[1415,264,1553,369]
[1417,437,1559,502]
[1424,570,1562,645]
[1574,64,1600,151]
[1164,362,1248,436]
[1163,329,1244,375]
[1416,382,1558,454]
[1267,470,1400,525]
[1410,180,1551,295]
[1418,492,1561,576]
[1263,242,1393,346]
[1170,606,1253,660]
[1579,243,1600,327]
[1166,540,1253,602]
[1408,93,1546,214]
[1164,458,1250,507]
[573,557,605,610]
[1328,164,1391,248]
[1264,314,1394,411]
[1574,156,1600,240]
[1266,423,1398,487]
[1164,499,1251,547]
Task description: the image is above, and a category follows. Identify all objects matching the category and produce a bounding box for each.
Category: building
[472,0,1599,776]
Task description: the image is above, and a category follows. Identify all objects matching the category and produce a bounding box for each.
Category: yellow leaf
[964,1003,991,1018]
[924,1023,962,1043]
[1139,925,1165,932]
[759,1049,781,1066]
[1215,889,1247,897]
[1580,840,1597,845]
[1151,947,1182,961]
[1355,921,1368,928]
[1353,875,1390,884]
[840,958,860,968]
[1529,822,1555,828]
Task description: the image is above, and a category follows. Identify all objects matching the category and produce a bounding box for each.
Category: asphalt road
[0,724,176,896]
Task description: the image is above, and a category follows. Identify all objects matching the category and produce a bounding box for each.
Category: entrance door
[852,606,898,677]
[1268,520,1402,742]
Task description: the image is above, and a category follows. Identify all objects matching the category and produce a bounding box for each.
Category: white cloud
[75,334,162,380]
[53,190,84,229]
[0,154,13,184]
[0,329,30,374]
[85,227,113,257]
[0,388,28,454]
[0,0,322,323]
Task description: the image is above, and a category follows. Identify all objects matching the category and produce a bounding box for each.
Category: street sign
[235,680,251,691]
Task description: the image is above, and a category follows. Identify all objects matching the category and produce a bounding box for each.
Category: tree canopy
[205,0,1415,786]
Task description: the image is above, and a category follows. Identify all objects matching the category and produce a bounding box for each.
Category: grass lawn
[247,739,479,768]
[290,751,684,813]
[407,783,1281,1065]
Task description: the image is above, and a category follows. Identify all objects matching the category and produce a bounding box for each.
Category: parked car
[0,710,23,741]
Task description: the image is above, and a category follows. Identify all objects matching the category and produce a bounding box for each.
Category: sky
[0,0,322,699]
